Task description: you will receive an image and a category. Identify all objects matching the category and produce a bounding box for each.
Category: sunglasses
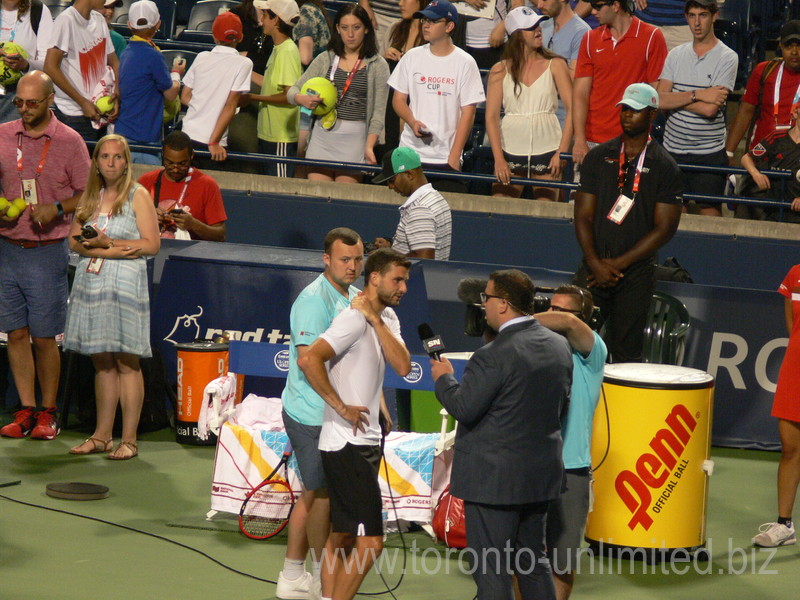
[590,1,613,9]
[13,97,48,109]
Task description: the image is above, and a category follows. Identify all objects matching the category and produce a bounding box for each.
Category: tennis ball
[5,204,20,219]
[0,197,8,212]
[12,197,25,211]
[0,42,28,87]
[300,77,338,116]
[95,95,114,114]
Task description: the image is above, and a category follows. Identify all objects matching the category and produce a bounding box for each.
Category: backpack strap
[30,0,43,36]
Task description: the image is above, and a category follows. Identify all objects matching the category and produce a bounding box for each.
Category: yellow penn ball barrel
[585,363,714,551]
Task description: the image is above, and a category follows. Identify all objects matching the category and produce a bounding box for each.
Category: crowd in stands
[4,0,800,220]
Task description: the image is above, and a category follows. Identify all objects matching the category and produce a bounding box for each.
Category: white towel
[197,373,238,440]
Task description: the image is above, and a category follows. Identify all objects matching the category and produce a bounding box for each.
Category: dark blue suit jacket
[435,318,573,505]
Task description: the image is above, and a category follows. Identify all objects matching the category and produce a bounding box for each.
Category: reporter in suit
[431,269,573,600]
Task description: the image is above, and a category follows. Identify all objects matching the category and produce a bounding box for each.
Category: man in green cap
[372,147,452,260]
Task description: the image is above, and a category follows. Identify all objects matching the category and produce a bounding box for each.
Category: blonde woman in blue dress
[65,134,160,460]
[485,6,574,201]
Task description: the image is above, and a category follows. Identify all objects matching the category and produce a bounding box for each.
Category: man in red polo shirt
[0,71,90,440]
[572,0,667,165]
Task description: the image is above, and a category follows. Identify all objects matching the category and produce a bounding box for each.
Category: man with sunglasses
[573,83,682,363]
[536,284,606,600]
[431,269,573,600]
[572,0,667,165]
[0,70,90,441]
[138,131,227,241]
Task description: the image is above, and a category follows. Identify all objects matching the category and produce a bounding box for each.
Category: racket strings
[240,480,294,539]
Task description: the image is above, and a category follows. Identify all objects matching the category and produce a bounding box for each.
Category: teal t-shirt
[257,38,301,143]
[281,273,360,425]
[562,331,607,469]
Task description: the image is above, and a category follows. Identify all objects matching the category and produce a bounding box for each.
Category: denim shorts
[0,239,69,337]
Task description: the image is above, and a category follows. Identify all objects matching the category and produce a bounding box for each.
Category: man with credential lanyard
[573,82,682,363]
[137,130,227,241]
[0,71,90,440]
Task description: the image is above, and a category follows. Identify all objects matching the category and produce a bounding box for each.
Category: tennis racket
[238,439,295,540]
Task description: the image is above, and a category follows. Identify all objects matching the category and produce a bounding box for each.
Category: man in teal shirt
[279,227,364,600]
[537,284,607,600]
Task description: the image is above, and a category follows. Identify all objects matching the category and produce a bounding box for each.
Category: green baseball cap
[373,147,422,184]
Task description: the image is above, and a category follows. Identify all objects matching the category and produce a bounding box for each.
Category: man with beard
[0,71,90,439]
[299,248,411,600]
[573,83,682,362]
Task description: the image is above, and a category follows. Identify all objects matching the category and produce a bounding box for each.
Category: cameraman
[535,284,607,600]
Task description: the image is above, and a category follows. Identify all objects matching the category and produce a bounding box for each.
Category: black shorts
[504,150,557,178]
[669,148,728,209]
[321,443,383,537]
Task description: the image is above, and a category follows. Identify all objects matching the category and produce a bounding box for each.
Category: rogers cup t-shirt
[388,44,485,164]
[50,7,114,116]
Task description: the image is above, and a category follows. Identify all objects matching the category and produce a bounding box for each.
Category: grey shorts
[546,470,592,575]
[282,409,326,491]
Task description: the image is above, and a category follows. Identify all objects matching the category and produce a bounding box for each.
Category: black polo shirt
[579,136,683,260]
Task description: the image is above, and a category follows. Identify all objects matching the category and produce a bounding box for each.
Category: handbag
[432,485,467,549]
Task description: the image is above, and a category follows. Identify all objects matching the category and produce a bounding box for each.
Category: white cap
[128,0,160,29]
[505,6,549,36]
[253,0,300,24]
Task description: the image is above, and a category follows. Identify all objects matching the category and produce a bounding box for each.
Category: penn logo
[614,404,697,531]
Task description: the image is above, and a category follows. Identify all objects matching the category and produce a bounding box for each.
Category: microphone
[418,323,446,360]
[457,278,487,305]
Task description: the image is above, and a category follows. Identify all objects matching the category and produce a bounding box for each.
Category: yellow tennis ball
[0,197,9,211]
[300,77,338,116]
[95,95,114,114]
[0,41,28,87]
[12,197,26,211]
[5,205,20,219]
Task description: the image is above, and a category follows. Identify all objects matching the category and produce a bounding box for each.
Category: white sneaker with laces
[276,571,312,600]
[752,522,797,547]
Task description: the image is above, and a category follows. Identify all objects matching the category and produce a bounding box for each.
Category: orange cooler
[175,342,229,445]
[585,363,715,552]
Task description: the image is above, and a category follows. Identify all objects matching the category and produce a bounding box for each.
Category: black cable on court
[0,488,410,596]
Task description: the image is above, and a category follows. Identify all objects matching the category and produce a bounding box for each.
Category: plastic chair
[642,291,691,366]
[44,0,71,19]
[161,49,198,72]
[113,0,177,39]
[714,0,760,90]
[176,0,238,42]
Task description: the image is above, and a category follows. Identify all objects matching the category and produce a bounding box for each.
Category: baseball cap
[253,0,300,25]
[414,0,458,24]
[781,20,800,45]
[128,0,160,29]
[616,82,659,110]
[373,147,422,184]
[104,0,123,7]
[212,12,244,43]
[505,6,549,36]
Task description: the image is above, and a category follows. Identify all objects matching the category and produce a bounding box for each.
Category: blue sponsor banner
[152,243,432,387]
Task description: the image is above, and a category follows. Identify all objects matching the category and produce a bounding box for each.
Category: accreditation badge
[607,194,634,225]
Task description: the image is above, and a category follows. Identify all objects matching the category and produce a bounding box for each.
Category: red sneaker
[30,407,60,440]
[0,407,37,438]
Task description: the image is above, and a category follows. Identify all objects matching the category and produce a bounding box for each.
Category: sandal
[108,440,138,461]
[69,437,113,455]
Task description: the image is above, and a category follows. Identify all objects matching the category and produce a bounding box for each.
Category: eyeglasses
[549,305,582,316]
[589,1,612,10]
[420,17,447,25]
[13,97,48,109]
[480,292,506,303]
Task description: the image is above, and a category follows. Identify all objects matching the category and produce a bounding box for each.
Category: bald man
[0,71,91,440]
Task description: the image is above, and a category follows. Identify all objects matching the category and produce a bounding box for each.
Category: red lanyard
[16,134,52,179]
[618,137,650,195]
[330,56,363,101]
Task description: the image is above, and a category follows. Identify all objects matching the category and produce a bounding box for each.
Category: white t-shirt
[318,306,403,451]
[0,4,54,72]
[50,7,113,116]
[388,44,485,164]
[182,45,253,147]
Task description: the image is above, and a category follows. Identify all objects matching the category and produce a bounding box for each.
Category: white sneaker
[752,522,797,547]
[276,571,312,600]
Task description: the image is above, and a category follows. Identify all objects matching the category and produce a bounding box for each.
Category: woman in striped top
[288,3,389,183]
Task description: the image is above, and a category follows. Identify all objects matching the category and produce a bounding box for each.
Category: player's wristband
[170,72,181,83]
[725,150,735,158]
